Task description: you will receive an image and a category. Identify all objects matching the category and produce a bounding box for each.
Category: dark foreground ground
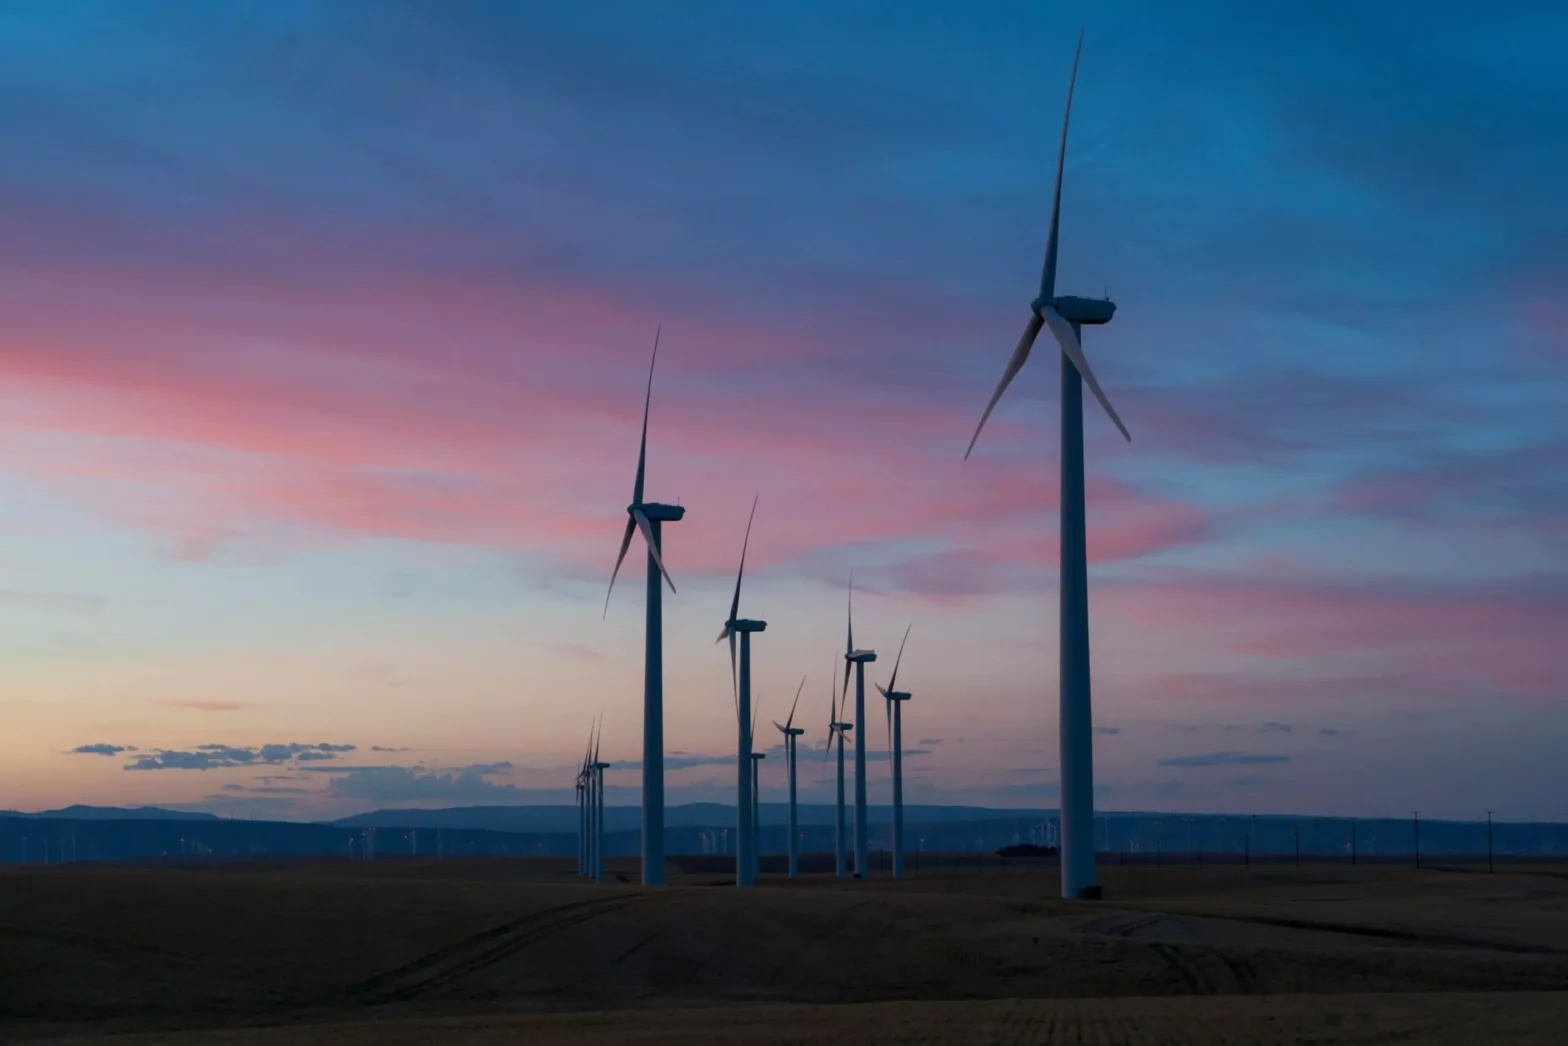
[4,856,1568,1044]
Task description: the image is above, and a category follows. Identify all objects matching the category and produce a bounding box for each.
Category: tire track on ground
[1067,911,1249,995]
[343,890,689,1004]
[1096,903,1568,956]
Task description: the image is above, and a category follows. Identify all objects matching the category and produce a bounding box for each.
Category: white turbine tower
[750,749,765,879]
[964,28,1129,902]
[773,677,807,877]
[605,328,684,887]
[822,659,853,877]
[717,497,764,888]
[877,625,913,878]
[841,577,877,877]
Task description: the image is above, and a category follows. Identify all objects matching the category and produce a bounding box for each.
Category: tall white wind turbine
[876,625,913,878]
[964,28,1129,901]
[717,497,764,888]
[822,659,853,877]
[605,329,685,887]
[773,676,807,877]
[750,749,765,879]
[841,577,877,877]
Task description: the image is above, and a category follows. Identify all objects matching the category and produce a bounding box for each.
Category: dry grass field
[4,858,1567,1044]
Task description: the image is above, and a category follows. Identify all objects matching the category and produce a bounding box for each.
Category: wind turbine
[877,625,913,878]
[605,328,686,887]
[591,721,610,884]
[963,28,1129,902]
[773,676,807,877]
[717,496,764,888]
[822,658,853,877]
[575,724,593,877]
[841,577,877,877]
[750,749,765,879]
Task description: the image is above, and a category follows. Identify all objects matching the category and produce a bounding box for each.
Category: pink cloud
[2,236,1205,581]
[161,700,253,712]
[1103,567,1567,700]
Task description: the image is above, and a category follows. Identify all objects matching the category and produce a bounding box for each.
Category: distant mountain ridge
[0,805,221,822]
[3,804,1567,864]
[329,803,1042,833]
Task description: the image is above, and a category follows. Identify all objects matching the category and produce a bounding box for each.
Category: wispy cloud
[160,700,253,712]
[319,762,519,802]
[70,743,135,756]
[1158,752,1292,768]
[122,742,355,771]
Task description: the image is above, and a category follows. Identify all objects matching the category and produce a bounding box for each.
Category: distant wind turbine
[876,625,913,878]
[773,676,807,877]
[591,720,609,884]
[841,576,877,877]
[605,328,686,887]
[962,27,1128,902]
[576,722,594,877]
[822,656,854,877]
[717,496,764,888]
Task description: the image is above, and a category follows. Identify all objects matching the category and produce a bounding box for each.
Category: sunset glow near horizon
[1,2,1563,822]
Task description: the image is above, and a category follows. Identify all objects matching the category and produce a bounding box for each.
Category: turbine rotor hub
[1050,294,1117,326]
[633,502,686,522]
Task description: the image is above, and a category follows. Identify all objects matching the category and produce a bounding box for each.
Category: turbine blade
[604,517,637,617]
[885,690,892,754]
[887,623,912,694]
[632,507,677,593]
[1041,306,1131,442]
[875,683,890,698]
[632,326,660,506]
[964,313,1045,460]
[716,624,730,644]
[845,571,855,655]
[729,630,739,721]
[786,674,805,730]
[726,494,758,631]
[827,657,836,731]
[1038,27,1084,301]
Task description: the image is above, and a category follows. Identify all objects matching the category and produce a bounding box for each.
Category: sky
[1,1,1564,823]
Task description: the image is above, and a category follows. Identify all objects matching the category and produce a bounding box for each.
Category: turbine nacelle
[1037,295,1117,326]
[726,618,768,634]
[632,502,686,522]
[845,650,877,664]
[750,752,766,761]
[877,686,912,702]
[778,726,806,737]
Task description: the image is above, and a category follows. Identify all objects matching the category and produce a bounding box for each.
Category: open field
[5,858,1568,1043]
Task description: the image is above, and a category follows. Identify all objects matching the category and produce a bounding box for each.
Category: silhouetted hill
[0,805,221,821]
[4,806,1566,865]
[332,803,1049,833]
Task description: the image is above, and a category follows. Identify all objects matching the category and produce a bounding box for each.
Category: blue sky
[0,0,1563,820]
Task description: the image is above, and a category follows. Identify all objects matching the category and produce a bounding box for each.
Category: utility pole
[1486,810,1494,874]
